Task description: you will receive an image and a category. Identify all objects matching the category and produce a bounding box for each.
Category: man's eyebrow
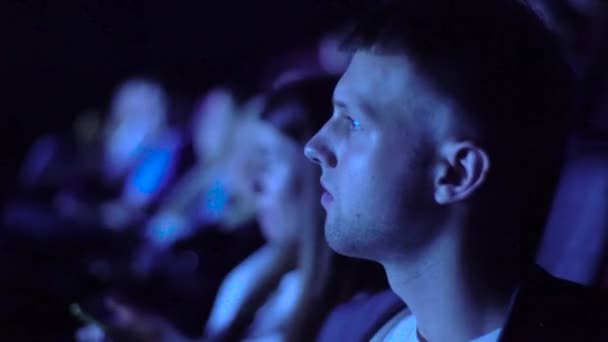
[332,98,348,110]
[333,95,373,118]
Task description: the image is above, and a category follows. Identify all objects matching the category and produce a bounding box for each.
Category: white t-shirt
[374,309,502,342]
[380,309,418,342]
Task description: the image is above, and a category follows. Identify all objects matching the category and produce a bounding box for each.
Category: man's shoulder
[318,289,406,342]
[500,266,608,341]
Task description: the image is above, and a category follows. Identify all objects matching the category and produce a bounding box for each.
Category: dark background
[0,0,361,201]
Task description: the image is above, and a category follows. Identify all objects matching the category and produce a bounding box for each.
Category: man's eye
[346,116,361,129]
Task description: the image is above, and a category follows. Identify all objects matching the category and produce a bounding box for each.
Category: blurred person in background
[0,76,184,341]
[74,85,267,340]
[97,77,187,231]
[12,77,187,232]
[102,78,170,186]
[131,86,265,277]
[149,87,265,234]
[4,108,105,237]
[49,76,193,286]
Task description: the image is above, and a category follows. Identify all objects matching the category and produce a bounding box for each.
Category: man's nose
[304,130,337,168]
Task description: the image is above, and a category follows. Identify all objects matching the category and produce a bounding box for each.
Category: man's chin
[325,227,374,260]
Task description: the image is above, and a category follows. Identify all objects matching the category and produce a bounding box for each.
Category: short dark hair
[342,0,576,265]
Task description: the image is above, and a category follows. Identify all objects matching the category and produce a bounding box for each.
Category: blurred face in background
[241,104,320,245]
[318,32,351,75]
[103,79,168,182]
[193,92,264,230]
[191,88,236,165]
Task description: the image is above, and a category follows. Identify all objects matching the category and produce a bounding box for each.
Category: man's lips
[320,180,334,206]
[320,180,332,197]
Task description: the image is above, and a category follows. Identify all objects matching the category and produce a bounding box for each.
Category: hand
[98,297,186,342]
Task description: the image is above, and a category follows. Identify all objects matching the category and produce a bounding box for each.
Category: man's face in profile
[305,51,447,261]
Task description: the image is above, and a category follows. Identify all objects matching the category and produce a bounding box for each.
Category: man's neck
[382,230,514,342]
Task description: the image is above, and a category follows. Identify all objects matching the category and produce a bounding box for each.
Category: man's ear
[433,141,490,205]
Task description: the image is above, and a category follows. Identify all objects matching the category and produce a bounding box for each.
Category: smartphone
[70,303,109,332]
